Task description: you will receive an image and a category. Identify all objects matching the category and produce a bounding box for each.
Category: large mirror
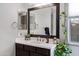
[28,3,60,38]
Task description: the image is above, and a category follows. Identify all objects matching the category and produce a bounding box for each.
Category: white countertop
[15,37,56,56]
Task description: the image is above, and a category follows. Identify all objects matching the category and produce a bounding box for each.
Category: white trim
[68,16,79,18]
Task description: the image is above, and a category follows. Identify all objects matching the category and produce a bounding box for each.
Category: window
[68,3,79,44]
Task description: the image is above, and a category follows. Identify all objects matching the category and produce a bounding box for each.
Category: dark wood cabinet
[15,43,50,56]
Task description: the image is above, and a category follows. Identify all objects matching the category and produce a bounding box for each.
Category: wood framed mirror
[27,3,60,38]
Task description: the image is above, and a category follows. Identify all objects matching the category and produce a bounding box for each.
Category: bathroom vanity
[16,43,50,56]
[15,38,56,56]
[16,3,60,56]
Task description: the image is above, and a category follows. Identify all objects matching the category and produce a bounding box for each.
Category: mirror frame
[27,3,60,39]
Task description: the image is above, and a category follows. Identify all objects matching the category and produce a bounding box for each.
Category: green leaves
[60,12,67,40]
[54,12,72,56]
[54,42,72,56]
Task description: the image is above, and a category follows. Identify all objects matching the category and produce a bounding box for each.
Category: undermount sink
[27,40,45,44]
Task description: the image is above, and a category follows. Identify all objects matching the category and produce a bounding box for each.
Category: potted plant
[54,41,72,56]
[53,11,72,56]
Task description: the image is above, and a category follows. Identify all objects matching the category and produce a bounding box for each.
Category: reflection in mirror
[30,5,56,36]
[18,12,27,30]
[30,15,36,30]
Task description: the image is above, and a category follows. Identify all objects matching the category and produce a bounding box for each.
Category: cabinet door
[30,51,38,56]
[16,43,50,56]
[36,47,50,56]
[16,43,30,56]
[24,45,36,56]
[16,43,24,56]
[22,50,30,56]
